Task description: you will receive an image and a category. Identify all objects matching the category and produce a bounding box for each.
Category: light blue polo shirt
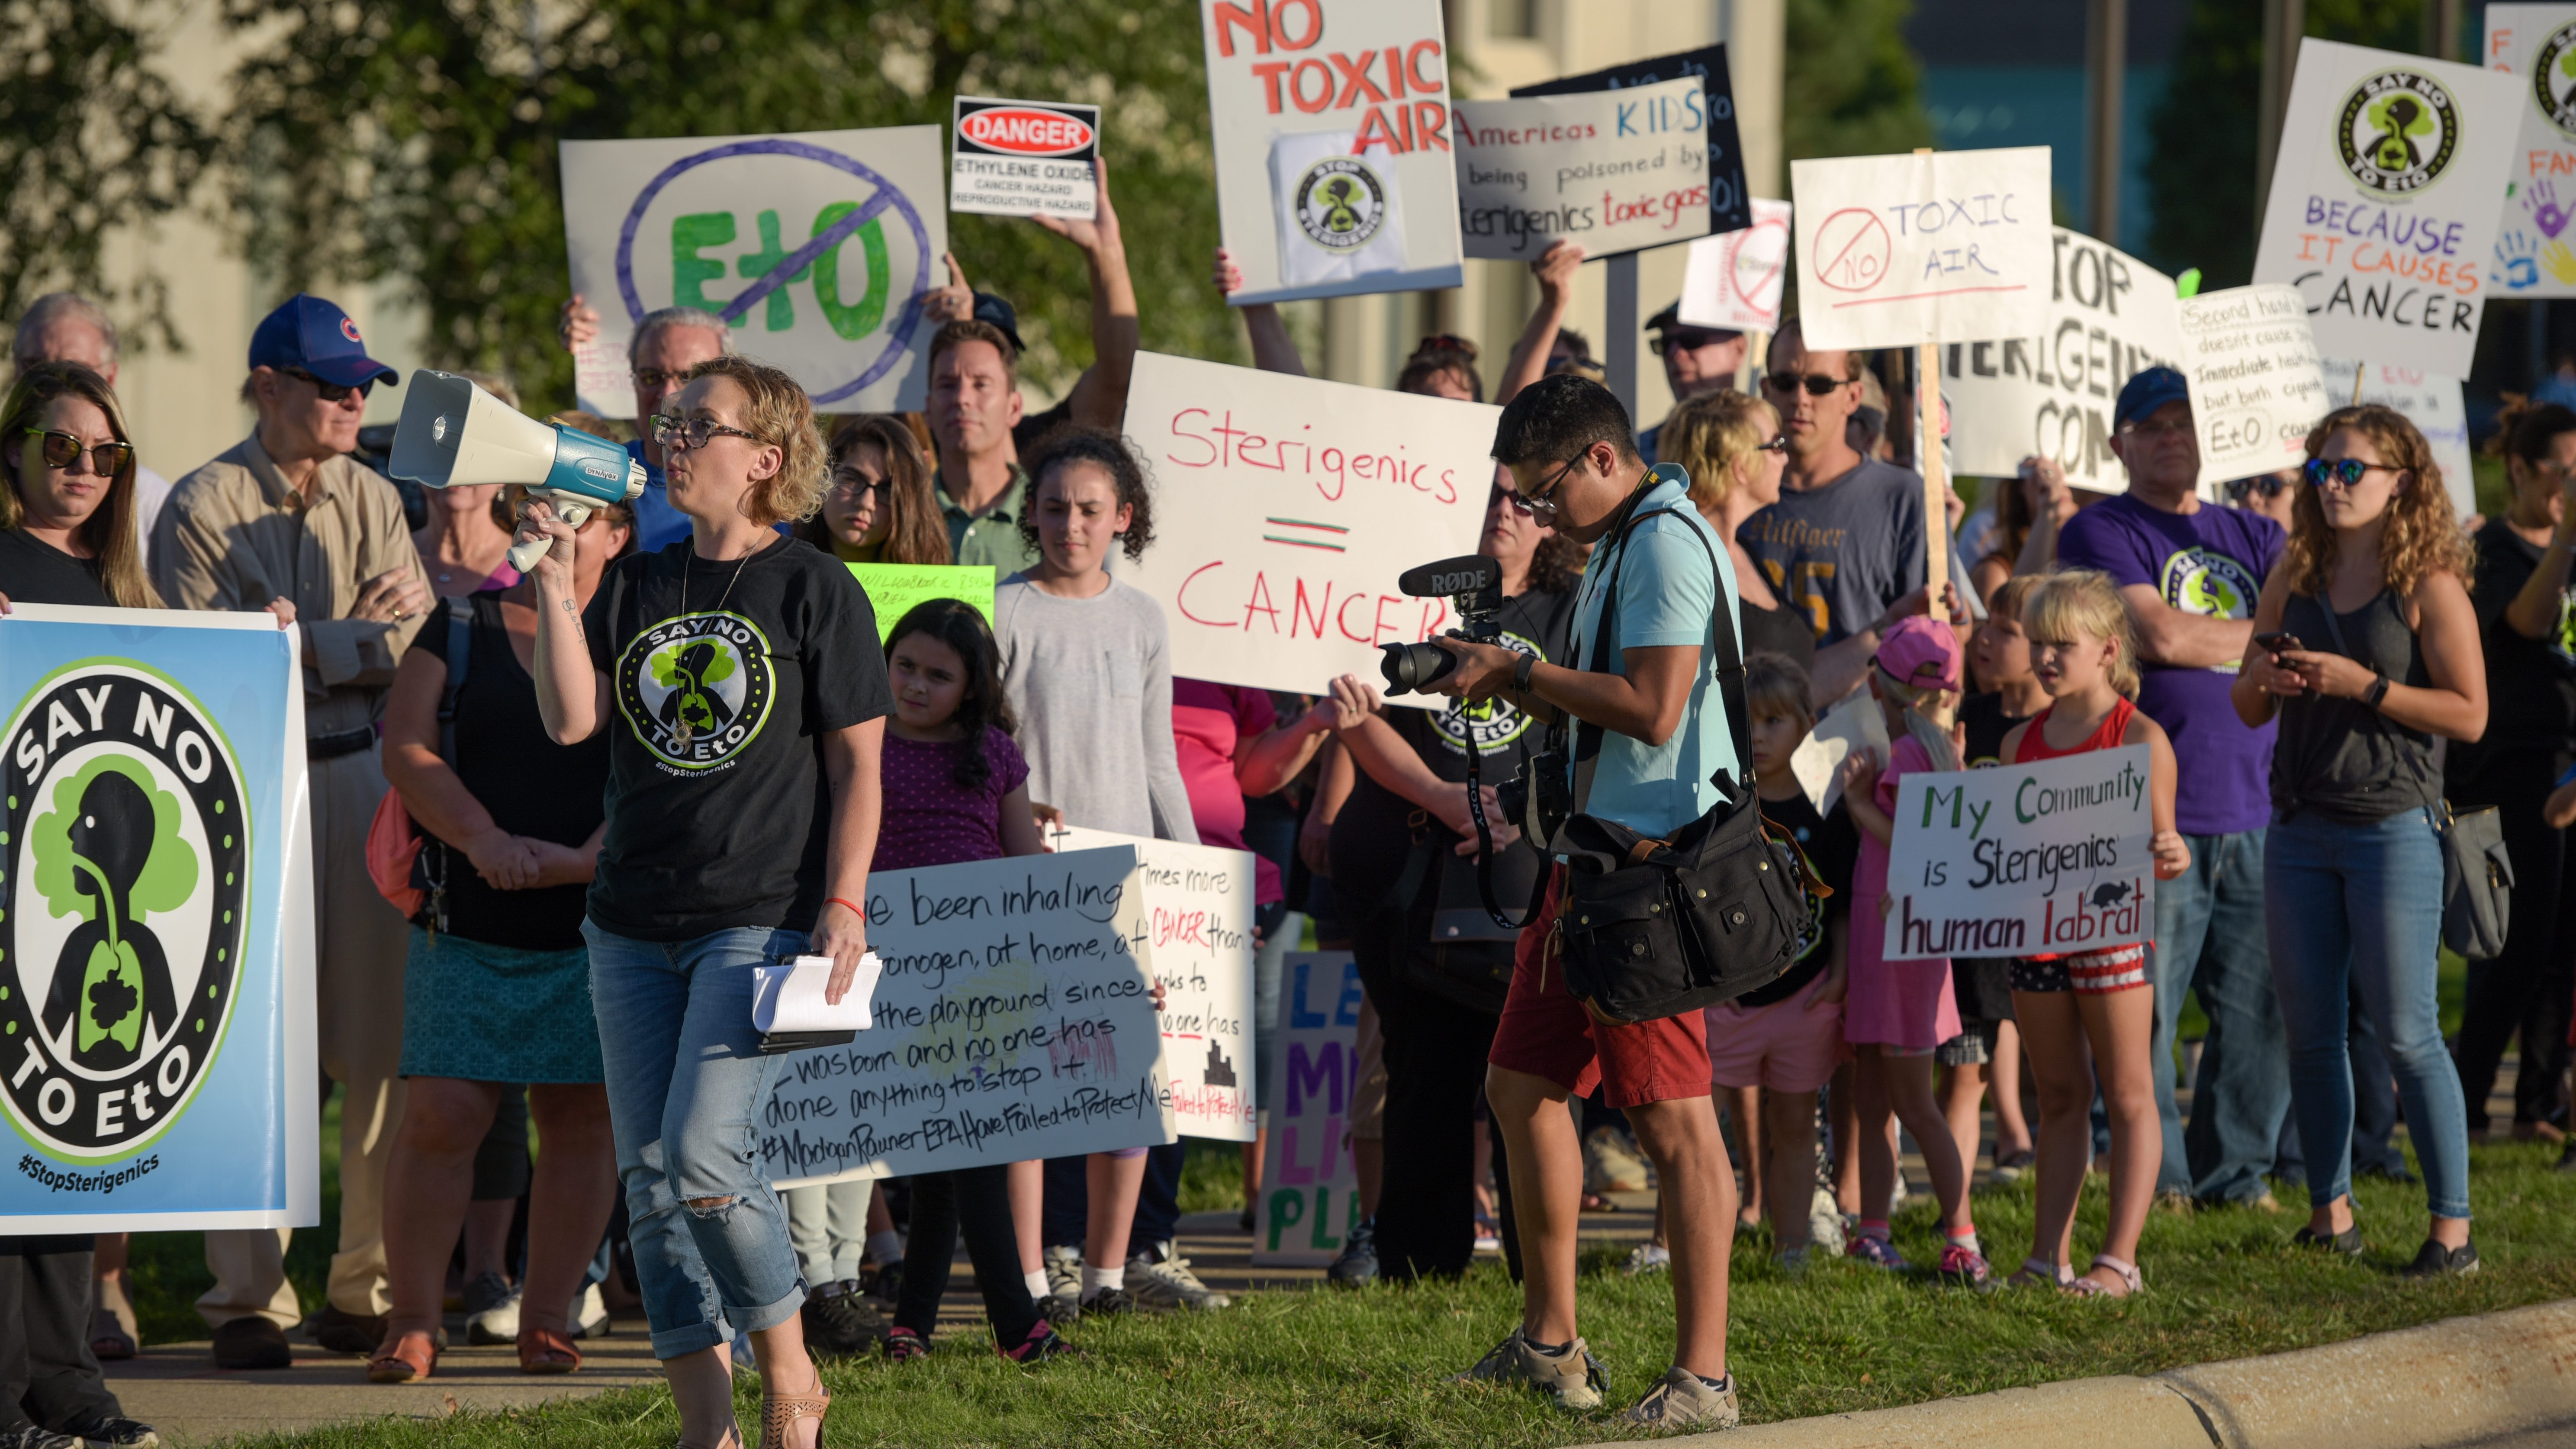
[1565,464,1741,839]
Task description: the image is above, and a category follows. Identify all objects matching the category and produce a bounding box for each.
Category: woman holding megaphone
[518,355,891,1449]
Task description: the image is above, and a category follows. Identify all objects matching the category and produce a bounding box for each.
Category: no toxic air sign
[560,127,949,418]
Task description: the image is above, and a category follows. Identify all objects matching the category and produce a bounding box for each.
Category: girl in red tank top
[1999,571,2189,1304]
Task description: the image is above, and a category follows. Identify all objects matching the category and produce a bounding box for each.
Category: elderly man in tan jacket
[152,294,429,1371]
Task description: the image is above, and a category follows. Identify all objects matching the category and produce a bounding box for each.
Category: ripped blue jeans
[585,921,806,1359]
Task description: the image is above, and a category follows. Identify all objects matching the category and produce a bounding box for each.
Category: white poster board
[952,97,1100,221]
[1253,952,1366,1266]
[1452,77,1711,261]
[1118,351,1491,700]
[1048,826,1258,1142]
[754,847,1172,1188]
[2483,5,2576,297]
[1882,746,2156,962]
[2253,40,2519,378]
[560,126,947,419]
[2317,356,2478,518]
[2177,285,2332,491]
[1679,198,1793,333]
[1943,228,2185,489]
[1788,146,2055,351]
[1200,0,1464,305]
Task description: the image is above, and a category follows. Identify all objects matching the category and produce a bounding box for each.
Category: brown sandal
[759,1384,830,1448]
[364,1329,438,1384]
[517,1324,582,1375]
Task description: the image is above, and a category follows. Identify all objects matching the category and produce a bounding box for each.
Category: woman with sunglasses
[798,415,950,567]
[1657,391,1812,678]
[0,361,158,610]
[2225,467,2301,532]
[2232,404,2486,1278]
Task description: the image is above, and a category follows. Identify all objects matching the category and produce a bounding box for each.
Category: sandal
[759,1383,830,1449]
[364,1328,439,1384]
[89,1305,137,1362]
[517,1324,582,1375]
[2007,1256,2072,1289]
[2063,1254,2142,1298]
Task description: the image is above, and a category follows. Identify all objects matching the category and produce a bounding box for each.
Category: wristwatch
[1513,651,1540,693]
[2364,673,2392,710]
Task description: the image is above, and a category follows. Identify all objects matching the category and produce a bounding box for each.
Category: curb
[1594,1298,2576,1448]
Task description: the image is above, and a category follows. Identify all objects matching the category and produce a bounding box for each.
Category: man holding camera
[1426,374,1742,1429]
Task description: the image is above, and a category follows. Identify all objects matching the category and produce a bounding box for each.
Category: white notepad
[752,953,882,1034]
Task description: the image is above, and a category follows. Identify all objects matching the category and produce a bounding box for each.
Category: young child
[2002,569,2190,1298]
[1837,616,1983,1282]
[872,599,1069,1363]
[1946,575,2045,1185]
[1962,575,2048,766]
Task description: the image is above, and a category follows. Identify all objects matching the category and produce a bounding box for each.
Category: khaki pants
[199,746,412,1329]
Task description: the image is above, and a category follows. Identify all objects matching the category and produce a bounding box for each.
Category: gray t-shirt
[993,573,1199,844]
[1740,458,1927,647]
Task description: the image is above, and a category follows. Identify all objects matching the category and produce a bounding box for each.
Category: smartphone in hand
[2252,631,2301,656]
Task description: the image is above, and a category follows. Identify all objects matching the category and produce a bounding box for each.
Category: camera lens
[1378,640,1457,692]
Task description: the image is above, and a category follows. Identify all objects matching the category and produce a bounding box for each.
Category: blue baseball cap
[2114,365,2188,430]
[248,293,399,390]
[970,292,1027,355]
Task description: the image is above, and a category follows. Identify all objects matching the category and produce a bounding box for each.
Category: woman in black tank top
[1656,391,1818,683]
[2231,404,2486,1278]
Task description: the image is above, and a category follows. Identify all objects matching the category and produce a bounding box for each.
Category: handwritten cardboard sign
[2317,356,2478,518]
[755,846,1172,1188]
[1116,351,1491,701]
[952,96,1100,221]
[1788,146,2055,351]
[1048,826,1258,1142]
[1510,44,1752,235]
[1943,228,2184,488]
[1252,952,1366,1265]
[1199,0,1464,306]
[2485,4,2576,296]
[1452,77,1710,261]
[2177,285,2332,491]
[2253,39,2519,377]
[1678,198,1792,333]
[847,563,995,642]
[560,126,947,419]
[1883,745,2156,962]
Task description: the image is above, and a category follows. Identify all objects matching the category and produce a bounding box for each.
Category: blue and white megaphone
[389,370,646,573]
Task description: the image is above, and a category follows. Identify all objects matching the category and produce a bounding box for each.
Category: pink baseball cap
[1876,615,1961,691]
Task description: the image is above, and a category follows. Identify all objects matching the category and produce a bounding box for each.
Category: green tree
[1783,0,1935,161]
[0,0,214,347]
[218,0,1232,409]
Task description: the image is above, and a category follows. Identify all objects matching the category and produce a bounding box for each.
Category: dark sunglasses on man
[20,428,134,476]
[1650,329,1738,356]
[2224,473,2292,504]
[1761,371,1849,397]
[280,365,372,403]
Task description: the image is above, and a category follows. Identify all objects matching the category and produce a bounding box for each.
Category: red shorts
[1487,869,1713,1109]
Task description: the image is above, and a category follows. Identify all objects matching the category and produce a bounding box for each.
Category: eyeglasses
[1651,329,1738,356]
[1754,434,1791,454]
[1762,371,1849,397]
[2303,457,2406,489]
[281,366,370,403]
[1515,454,1582,520]
[650,414,762,451]
[20,428,133,476]
[2225,474,2292,503]
[632,367,689,390]
[2119,417,2193,441]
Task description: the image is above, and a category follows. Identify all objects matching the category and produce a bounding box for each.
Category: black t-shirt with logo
[1960,692,2036,770]
[582,535,891,941]
[1736,787,1859,1007]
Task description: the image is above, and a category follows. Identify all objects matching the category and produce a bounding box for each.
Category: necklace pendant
[673,721,694,748]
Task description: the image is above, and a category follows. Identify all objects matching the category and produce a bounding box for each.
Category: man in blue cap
[2057,364,2295,1212]
[154,293,429,1369]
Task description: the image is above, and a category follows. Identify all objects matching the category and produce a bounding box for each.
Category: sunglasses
[2303,457,2406,489]
[1651,330,1738,355]
[20,428,134,476]
[828,473,888,501]
[1755,434,1791,454]
[281,366,370,403]
[2225,474,2291,502]
[632,367,690,390]
[650,414,761,451]
[1762,371,1849,397]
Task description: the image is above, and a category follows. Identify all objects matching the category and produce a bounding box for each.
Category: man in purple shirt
[2057,366,2293,1208]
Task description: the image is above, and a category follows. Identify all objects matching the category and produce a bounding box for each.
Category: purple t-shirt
[873,726,1032,872]
[2057,493,2283,837]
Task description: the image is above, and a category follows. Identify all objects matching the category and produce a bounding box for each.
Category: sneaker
[1805,1189,1846,1257]
[1622,1242,1671,1276]
[998,1320,1077,1364]
[1772,1245,1811,1276]
[882,1326,930,1364]
[464,1275,521,1346]
[568,1283,609,1340]
[1456,1327,1608,1413]
[1127,1246,1231,1311]
[0,1426,83,1449]
[1989,1147,2034,1185]
[1583,1126,1650,1194]
[2290,1223,2365,1256]
[1937,1244,1992,1287]
[64,1418,158,1447]
[1327,1219,1379,1288]
[1077,1286,1137,1317]
[802,1282,888,1356]
[210,1315,292,1371]
[2399,1239,2481,1279]
[865,1261,904,1306]
[1041,1245,1084,1323]
[1845,1234,1909,1271]
[304,1304,386,1355]
[1622,1366,1742,1429]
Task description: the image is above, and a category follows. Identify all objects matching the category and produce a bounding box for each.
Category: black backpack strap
[1568,501,1752,815]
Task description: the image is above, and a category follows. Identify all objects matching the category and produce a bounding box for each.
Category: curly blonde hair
[2284,404,2474,599]
[1659,390,1777,517]
[2021,568,2140,699]
[687,354,827,526]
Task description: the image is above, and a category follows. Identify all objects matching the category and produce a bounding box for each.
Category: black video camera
[1378,554,1503,693]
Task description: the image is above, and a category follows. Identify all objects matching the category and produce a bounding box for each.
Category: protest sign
[1048,826,1258,1142]
[952,97,1099,221]
[2252,40,2519,377]
[1511,44,1753,235]
[1678,198,1793,334]
[1452,78,1711,262]
[560,126,947,418]
[848,564,995,643]
[1117,351,1491,701]
[2485,5,2576,296]
[1788,147,2055,352]
[2177,285,2332,491]
[1882,745,2156,963]
[2317,356,2477,518]
[757,846,1171,1188]
[1254,952,1366,1266]
[1198,0,1464,306]
[0,607,315,1233]
[1942,228,2185,488]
